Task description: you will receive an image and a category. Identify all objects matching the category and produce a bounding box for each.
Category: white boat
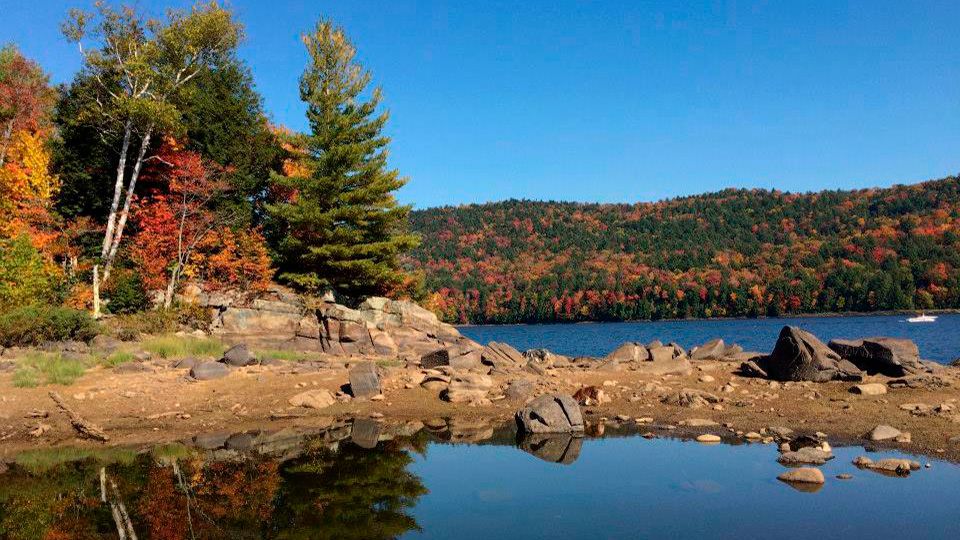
[907,313,937,323]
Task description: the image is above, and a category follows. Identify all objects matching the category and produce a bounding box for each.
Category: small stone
[836,473,853,480]
[699,375,715,383]
[778,467,825,485]
[696,434,721,443]
[851,383,887,396]
[370,394,386,401]
[866,424,902,441]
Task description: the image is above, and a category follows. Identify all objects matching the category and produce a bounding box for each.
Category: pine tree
[267,19,418,298]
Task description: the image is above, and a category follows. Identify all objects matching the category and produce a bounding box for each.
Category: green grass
[142,335,225,359]
[256,349,313,362]
[376,359,403,368]
[13,353,88,388]
[15,446,138,474]
[151,443,195,462]
[99,350,134,367]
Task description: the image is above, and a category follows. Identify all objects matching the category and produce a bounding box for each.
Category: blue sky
[3,1,959,209]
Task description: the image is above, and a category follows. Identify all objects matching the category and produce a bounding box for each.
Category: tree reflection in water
[0,434,429,539]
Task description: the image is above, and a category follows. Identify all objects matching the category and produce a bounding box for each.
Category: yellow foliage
[0,130,58,239]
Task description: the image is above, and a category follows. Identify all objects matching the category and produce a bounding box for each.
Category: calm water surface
[460,314,960,363]
[2,424,958,539]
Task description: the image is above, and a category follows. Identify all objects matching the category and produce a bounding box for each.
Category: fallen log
[49,391,110,442]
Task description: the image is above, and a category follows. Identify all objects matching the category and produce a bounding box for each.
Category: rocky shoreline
[1,289,959,468]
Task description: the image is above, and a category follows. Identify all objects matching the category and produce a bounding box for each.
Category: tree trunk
[163,264,181,309]
[102,126,152,285]
[0,119,13,167]
[101,120,133,259]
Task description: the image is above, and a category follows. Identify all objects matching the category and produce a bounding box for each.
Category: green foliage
[409,177,960,323]
[13,446,137,474]
[178,60,282,220]
[266,19,418,299]
[256,348,312,362]
[13,352,88,387]
[0,235,60,311]
[106,268,150,314]
[0,305,98,347]
[142,335,224,359]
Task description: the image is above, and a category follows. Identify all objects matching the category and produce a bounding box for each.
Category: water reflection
[2,421,959,539]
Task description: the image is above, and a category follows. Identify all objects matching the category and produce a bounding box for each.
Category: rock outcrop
[751,326,863,382]
[601,341,692,375]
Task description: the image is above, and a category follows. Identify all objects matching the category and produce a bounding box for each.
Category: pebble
[696,434,721,443]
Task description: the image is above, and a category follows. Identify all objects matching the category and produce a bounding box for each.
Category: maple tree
[0,45,55,167]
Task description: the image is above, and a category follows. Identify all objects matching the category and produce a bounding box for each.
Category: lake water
[2,424,958,539]
[459,313,960,364]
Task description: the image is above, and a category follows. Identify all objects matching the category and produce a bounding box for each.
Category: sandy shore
[2,356,959,462]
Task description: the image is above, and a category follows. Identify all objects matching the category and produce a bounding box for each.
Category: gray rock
[691,339,726,360]
[516,394,585,434]
[173,357,199,370]
[759,326,863,382]
[421,348,450,369]
[221,344,256,367]
[192,431,231,449]
[190,361,230,380]
[778,446,834,465]
[606,342,650,363]
[348,362,381,399]
[829,337,924,376]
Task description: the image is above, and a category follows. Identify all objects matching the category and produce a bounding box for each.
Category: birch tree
[61,1,240,310]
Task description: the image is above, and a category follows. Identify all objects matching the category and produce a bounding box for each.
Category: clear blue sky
[3,1,959,209]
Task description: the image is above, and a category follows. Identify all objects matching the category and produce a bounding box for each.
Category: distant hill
[405,176,960,324]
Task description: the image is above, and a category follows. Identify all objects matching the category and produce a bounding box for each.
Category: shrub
[99,351,134,367]
[111,309,179,340]
[0,235,60,311]
[0,305,98,347]
[106,269,149,314]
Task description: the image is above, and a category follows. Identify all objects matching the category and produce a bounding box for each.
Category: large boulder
[348,362,381,399]
[190,362,230,381]
[516,394,585,434]
[759,326,863,382]
[690,339,726,360]
[220,344,256,367]
[828,337,924,377]
[481,341,526,370]
[606,342,650,363]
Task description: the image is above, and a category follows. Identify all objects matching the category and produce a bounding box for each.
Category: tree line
[408,179,960,323]
[0,2,416,320]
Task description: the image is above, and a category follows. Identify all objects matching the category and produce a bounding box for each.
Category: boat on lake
[907,313,938,323]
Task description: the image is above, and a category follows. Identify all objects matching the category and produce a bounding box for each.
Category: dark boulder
[828,337,924,377]
[221,344,256,367]
[516,394,584,434]
[190,361,230,381]
[759,326,862,382]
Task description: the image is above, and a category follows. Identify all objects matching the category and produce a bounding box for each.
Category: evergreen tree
[267,19,418,298]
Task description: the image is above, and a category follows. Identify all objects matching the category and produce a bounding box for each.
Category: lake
[2,423,959,539]
[459,313,960,364]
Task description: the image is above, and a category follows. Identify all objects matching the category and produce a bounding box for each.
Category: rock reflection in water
[518,433,583,464]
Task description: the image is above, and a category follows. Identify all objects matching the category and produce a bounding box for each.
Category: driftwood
[49,391,110,442]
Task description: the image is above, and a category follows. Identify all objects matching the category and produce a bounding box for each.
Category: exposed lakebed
[2,422,959,539]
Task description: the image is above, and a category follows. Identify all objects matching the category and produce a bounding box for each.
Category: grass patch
[142,335,224,359]
[99,350,134,368]
[256,349,313,362]
[15,446,137,474]
[151,443,195,462]
[13,353,87,387]
[376,359,403,368]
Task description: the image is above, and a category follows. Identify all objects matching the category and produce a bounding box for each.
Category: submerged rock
[518,433,583,464]
[516,394,585,434]
[778,467,825,485]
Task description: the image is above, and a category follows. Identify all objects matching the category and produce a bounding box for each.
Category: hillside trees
[266,19,418,299]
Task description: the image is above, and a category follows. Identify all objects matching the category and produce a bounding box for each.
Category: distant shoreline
[455,309,960,327]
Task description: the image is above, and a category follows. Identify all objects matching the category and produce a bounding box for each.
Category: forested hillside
[407,177,960,323]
